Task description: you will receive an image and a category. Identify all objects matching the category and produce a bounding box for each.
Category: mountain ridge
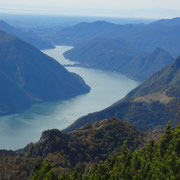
[0,30,90,115]
[64,57,180,132]
[0,117,145,179]
[64,37,175,81]
[0,20,54,50]
[52,17,180,57]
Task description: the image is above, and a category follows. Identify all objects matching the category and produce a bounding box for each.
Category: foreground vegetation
[32,122,180,180]
[0,118,144,179]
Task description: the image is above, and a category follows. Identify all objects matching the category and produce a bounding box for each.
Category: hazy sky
[0,0,180,18]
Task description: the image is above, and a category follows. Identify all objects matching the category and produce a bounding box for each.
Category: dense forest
[31,122,180,180]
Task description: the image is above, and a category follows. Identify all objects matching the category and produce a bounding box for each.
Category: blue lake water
[0,46,139,150]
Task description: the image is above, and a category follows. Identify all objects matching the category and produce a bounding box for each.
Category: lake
[0,46,139,150]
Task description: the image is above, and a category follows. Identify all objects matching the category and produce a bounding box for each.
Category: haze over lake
[0,46,139,150]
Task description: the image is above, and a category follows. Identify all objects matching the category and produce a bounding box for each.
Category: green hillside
[0,117,145,179]
[65,57,180,132]
[59,122,180,180]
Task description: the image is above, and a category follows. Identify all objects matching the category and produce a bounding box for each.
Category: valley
[0,46,138,150]
[0,12,180,179]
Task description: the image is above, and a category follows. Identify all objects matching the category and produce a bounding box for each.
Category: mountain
[151,17,180,26]
[0,30,90,115]
[64,37,143,69]
[23,117,144,160]
[55,18,180,57]
[64,37,174,81]
[119,47,175,81]
[59,122,180,180]
[64,57,180,132]
[0,20,54,49]
[125,56,180,99]
[52,21,118,45]
[0,117,145,179]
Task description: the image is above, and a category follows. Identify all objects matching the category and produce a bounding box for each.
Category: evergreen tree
[33,122,180,180]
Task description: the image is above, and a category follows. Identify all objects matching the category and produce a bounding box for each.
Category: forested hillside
[64,38,174,81]
[57,122,180,180]
[53,18,180,57]
[0,30,90,115]
[0,117,145,179]
[65,57,180,132]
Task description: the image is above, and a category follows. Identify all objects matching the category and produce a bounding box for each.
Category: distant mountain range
[64,56,180,132]
[51,17,180,57]
[0,117,145,179]
[62,18,180,81]
[0,57,179,179]
[0,20,54,50]
[0,30,90,116]
[3,17,178,81]
[0,19,180,178]
[0,17,180,180]
[64,37,175,81]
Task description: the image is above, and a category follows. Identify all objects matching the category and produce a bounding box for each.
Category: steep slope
[125,56,180,99]
[119,48,175,81]
[0,117,145,180]
[56,18,180,57]
[0,20,54,49]
[53,21,118,45]
[0,31,90,115]
[60,123,180,180]
[124,18,180,57]
[64,57,180,132]
[64,37,143,70]
[64,38,174,81]
[23,117,144,159]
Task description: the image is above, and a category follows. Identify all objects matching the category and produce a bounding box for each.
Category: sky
[0,0,180,18]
